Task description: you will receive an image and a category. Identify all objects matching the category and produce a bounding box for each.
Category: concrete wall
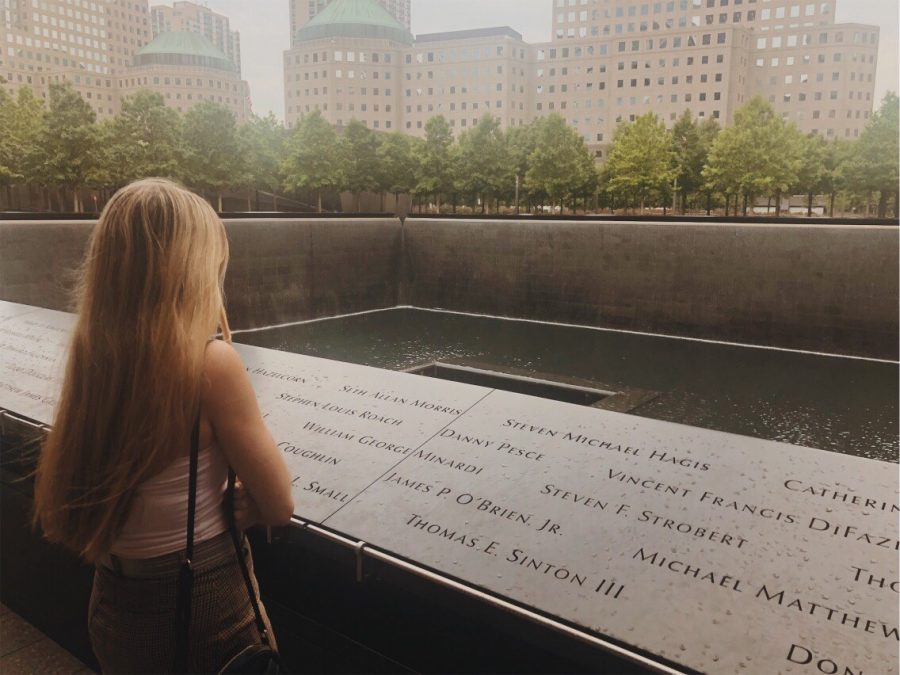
[1,217,897,358]
[225,219,402,329]
[403,219,899,360]
[0,218,403,331]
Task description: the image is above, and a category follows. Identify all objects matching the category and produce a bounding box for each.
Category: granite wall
[402,219,899,360]
[1,218,897,358]
[0,218,403,331]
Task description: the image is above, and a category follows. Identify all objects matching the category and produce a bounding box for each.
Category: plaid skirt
[89,534,276,674]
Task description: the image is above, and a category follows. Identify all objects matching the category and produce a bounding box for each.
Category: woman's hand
[232,479,261,531]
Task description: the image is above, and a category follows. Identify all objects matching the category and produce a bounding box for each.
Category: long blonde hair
[33,178,232,562]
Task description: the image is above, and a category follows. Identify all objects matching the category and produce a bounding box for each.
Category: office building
[150,1,241,74]
[0,0,151,117]
[285,0,879,158]
[122,30,250,122]
[288,0,411,46]
[1,0,249,122]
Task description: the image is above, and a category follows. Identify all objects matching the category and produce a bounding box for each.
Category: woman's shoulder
[203,340,247,390]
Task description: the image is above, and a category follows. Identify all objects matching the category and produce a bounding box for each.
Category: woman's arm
[202,340,294,526]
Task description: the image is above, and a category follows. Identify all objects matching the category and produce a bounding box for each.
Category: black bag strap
[225,470,272,647]
[174,416,201,674]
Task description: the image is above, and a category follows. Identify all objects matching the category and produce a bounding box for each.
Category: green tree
[841,93,900,217]
[793,133,829,216]
[105,90,182,188]
[671,110,718,213]
[703,96,802,216]
[524,114,596,212]
[39,82,98,212]
[1,87,45,187]
[603,112,674,212]
[504,123,537,213]
[416,115,455,213]
[0,88,16,184]
[340,119,380,211]
[282,110,343,213]
[375,131,417,212]
[454,114,506,213]
[181,101,243,211]
[238,112,288,209]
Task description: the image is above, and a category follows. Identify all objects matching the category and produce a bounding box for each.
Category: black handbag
[175,418,282,674]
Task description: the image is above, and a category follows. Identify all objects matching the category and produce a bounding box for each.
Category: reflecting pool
[235,308,899,462]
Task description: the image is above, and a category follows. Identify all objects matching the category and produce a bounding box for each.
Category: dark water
[235,309,899,463]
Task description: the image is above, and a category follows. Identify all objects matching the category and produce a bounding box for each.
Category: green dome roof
[135,31,235,72]
[297,0,413,45]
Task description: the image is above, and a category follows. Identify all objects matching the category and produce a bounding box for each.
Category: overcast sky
[198,0,899,121]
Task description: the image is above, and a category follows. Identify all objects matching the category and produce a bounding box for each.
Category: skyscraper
[0,0,151,117]
[0,0,248,122]
[150,1,242,74]
[285,0,879,157]
[288,0,411,46]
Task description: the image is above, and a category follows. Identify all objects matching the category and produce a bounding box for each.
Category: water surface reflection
[235,309,898,462]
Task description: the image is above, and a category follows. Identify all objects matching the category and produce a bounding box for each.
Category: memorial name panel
[0,303,73,422]
[1,305,896,674]
[234,344,491,522]
[0,300,43,323]
[327,389,898,674]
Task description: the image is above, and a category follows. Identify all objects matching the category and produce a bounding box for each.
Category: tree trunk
[436,194,442,214]
[807,192,813,217]
[452,193,457,214]
[217,193,223,213]
[775,190,782,218]
[877,191,887,219]
[481,195,486,215]
[724,194,729,217]
[829,191,835,218]
[706,192,711,216]
[317,189,322,213]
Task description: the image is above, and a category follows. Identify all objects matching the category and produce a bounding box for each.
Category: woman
[33,178,294,673]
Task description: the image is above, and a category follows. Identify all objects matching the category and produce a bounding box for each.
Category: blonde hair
[33,178,232,562]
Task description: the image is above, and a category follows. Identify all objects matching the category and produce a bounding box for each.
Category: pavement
[0,604,93,674]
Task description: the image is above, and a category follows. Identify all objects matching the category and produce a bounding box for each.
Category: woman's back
[110,443,228,559]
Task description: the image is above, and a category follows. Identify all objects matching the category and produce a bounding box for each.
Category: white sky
[198,0,899,122]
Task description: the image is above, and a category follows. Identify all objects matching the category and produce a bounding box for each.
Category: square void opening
[405,362,613,406]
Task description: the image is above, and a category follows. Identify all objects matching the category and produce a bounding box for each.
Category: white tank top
[110,445,229,558]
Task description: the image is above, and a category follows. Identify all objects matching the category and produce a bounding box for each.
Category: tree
[841,93,900,217]
[416,115,455,213]
[282,110,343,213]
[340,119,380,211]
[38,83,98,212]
[375,131,417,212]
[181,101,243,211]
[524,114,596,213]
[671,110,718,213]
[1,87,44,183]
[793,133,829,216]
[239,112,288,209]
[504,123,537,213]
[703,96,802,216]
[454,114,507,213]
[105,90,182,188]
[603,112,674,212]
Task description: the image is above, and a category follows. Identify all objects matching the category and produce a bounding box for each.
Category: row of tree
[1,82,897,216]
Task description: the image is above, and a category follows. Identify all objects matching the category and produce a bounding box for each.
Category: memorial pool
[234,308,899,463]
